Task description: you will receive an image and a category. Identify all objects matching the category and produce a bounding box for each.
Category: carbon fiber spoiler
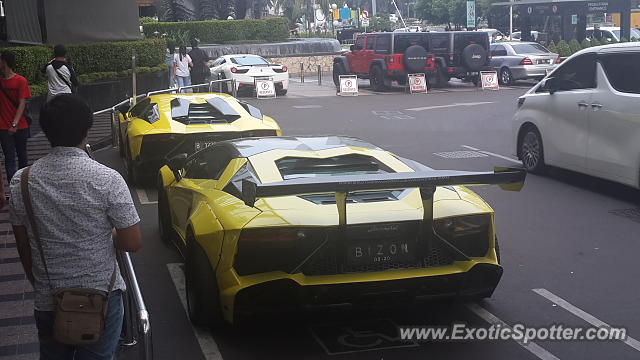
[241,167,526,207]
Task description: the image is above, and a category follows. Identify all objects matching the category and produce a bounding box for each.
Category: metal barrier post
[300,62,304,83]
[317,65,322,86]
[111,109,118,149]
[132,50,137,105]
[232,79,237,98]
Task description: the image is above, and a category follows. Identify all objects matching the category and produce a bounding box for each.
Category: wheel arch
[333,56,351,74]
[370,59,387,72]
[187,204,225,272]
[516,122,541,159]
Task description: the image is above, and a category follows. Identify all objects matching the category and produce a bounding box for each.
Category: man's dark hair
[40,94,93,147]
[190,38,199,48]
[1,51,16,69]
[53,44,67,58]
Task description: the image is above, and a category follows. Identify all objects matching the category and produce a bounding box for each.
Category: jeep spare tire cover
[461,44,487,71]
[403,45,428,73]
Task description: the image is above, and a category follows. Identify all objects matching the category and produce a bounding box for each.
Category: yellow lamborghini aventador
[118,93,281,184]
[157,136,526,326]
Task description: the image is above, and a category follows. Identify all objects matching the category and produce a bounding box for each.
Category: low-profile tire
[185,231,225,327]
[157,175,174,246]
[500,67,514,86]
[494,236,501,264]
[432,64,449,88]
[125,150,139,186]
[369,65,388,92]
[520,126,545,173]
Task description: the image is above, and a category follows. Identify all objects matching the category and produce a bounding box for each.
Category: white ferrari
[209,54,289,96]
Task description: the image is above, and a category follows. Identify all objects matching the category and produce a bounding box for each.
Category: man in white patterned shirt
[10,94,142,360]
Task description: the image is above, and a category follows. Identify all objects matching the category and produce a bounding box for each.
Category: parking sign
[338,75,358,96]
[480,71,499,90]
[255,77,276,98]
[408,73,427,94]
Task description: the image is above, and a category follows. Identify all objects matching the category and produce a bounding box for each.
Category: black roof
[223,136,381,157]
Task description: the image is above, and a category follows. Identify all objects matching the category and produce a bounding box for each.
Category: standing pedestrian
[41,44,78,100]
[166,41,176,88]
[0,50,30,182]
[173,45,192,93]
[10,94,142,360]
[188,38,210,86]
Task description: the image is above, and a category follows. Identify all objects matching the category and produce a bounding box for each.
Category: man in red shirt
[0,51,30,181]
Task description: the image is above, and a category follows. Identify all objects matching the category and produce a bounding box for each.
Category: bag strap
[0,80,20,110]
[21,167,54,292]
[53,66,73,91]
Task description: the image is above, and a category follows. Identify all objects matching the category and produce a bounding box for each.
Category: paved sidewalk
[0,113,113,359]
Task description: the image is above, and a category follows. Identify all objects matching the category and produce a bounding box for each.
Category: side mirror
[167,153,187,181]
[350,45,355,51]
[541,77,560,94]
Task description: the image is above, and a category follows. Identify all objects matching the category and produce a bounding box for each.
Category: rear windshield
[231,56,269,66]
[275,154,394,180]
[429,33,450,52]
[511,43,549,54]
[394,34,429,53]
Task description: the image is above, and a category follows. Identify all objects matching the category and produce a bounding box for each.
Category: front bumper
[228,263,502,321]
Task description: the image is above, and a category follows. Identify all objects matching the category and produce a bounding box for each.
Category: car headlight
[434,214,491,257]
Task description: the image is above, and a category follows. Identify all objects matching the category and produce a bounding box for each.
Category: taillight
[282,66,287,72]
[230,67,237,73]
[520,57,533,65]
[555,56,561,64]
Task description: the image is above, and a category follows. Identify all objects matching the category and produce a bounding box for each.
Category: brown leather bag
[21,167,117,345]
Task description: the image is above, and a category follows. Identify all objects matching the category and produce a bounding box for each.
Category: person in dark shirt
[188,38,210,86]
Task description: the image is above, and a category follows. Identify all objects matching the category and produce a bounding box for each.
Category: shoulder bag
[21,167,117,345]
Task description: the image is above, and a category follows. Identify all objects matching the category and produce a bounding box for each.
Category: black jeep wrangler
[426,31,492,87]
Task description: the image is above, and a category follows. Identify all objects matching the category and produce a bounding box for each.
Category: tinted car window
[366,36,376,50]
[550,54,596,91]
[393,34,429,53]
[354,36,364,50]
[185,147,233,180]
[429,33,449,52]
[375,34,391,53]
[600,53,640,94]
[511,44,549,54]
[129,98,151,118]
[492,45,507,56]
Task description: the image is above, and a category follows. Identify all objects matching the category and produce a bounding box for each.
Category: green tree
[569,39,581,54]
[590,38,601,46]
[547,40,557,54]
[369,13,396,31]
[557,40,571,57]
[581,39,591,49]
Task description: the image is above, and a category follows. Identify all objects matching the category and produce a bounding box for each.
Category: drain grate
[609,208,640,223]
[433,150,489,159]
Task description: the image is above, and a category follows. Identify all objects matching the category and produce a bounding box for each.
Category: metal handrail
[117,251,153,360]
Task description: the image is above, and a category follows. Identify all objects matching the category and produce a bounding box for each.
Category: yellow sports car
[118,93,281,184]
[157,136,526,326]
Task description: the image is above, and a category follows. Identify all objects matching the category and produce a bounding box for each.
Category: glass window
[224,162,259,198]
[394,34,429,53]
[429,33,449,52]
[375,34,391,53]
[129,98,151,118]
[600,53,640,94]
[512,33,521,39]
[355,36,364,50]
[511,43,550,54]
[230,56,269,66]
[275,154,394,180]
[550,54,596,91]
[492,45,507,57]
[185,147,233,180]
[366,36,376,50]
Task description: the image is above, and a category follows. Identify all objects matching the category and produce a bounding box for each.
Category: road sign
[480,71,499,90]
[361,18,369,27]
[338,75,358,96]
[255,77,276,98]
[361,9,369,18]
[408,73,427,94]
[466,1,476,28]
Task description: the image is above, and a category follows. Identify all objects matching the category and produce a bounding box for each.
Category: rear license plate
[347,240,414,266]
[195,141,215,151]
[537,59,551,64]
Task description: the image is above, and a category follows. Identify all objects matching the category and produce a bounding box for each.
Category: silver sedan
[490,42,558,85]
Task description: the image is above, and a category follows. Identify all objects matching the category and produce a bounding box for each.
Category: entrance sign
[480,71,499,90]
[362,18,369,27]
[255,77,276,98]
[408,73,427,94]
[466,1,476,28]
[338,75,358,96]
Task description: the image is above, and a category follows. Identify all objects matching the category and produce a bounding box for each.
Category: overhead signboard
[255,77,276,98]
[338,75,358,96]
[467,1,476,28]
[408,73,427,94]
[480,71,499,90]
[587,1,609,12]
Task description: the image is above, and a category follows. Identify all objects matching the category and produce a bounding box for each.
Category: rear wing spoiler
[241,167,526,208]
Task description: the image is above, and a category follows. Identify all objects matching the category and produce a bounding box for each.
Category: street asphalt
[96,79,640,360]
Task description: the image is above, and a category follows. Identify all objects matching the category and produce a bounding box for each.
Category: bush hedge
[143,18,289,44]
[1,39,166,97]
